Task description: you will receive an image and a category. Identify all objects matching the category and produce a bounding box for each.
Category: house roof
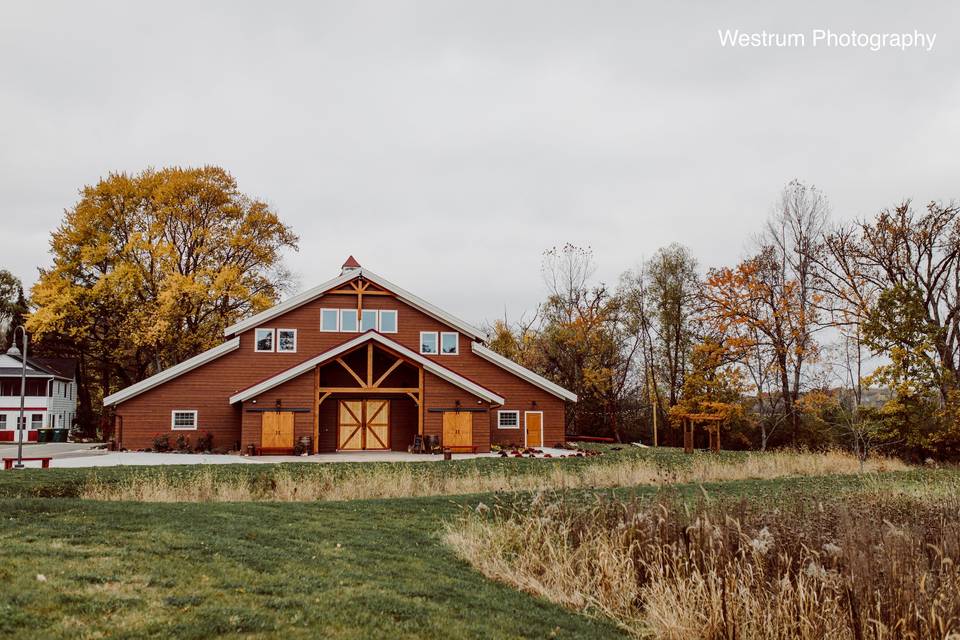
[229,331,505,405]
[102,338,241,406]
[222,267,486,341]
[471,343,578,402]
[34,357,77,380]
[0,354,74,380]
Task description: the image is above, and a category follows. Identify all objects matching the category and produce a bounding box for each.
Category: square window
[255,328,275,352]
[361,309,378,332]
[440,332,459,355]
[277,329,297,353]
[31,414,43,429]
[498,411,520,429]
[321,309,339,332]
[420,331,439,355]
[171,410,198,430]
[379,310,397,333]
[340,309,358,332]
[0,415,6,429]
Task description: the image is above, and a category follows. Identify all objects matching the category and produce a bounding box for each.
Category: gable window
[255,328,275,352]
[498,410,520,429]
[379,310,397,333]
[361,309,378,332]
[420,331,439,355]
[171,410,198,430]
[321,309,339,332]
[277,329,297,353]
[340,309,358,332]
[440,332,459,355]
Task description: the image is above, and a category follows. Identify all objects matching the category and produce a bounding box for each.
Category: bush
[152,433,171,453]
[196,431,213,453]
[175,433,191,452]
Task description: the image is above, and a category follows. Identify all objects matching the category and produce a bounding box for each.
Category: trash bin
[37,429,51,443]
[52,429,68,443]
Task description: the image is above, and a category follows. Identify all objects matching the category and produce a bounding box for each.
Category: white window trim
[171,410,198,431]
[254,328,275,352]
[360,309,379,332]
[320,308,340,332]
[420,331,439,355]
[277,328,298,353]
[379,309,398,334]
[497,410,520,430]
[339,309,359,333]
[440,331,459,355]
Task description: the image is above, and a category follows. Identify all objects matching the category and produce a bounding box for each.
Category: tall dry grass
[80,449,907,503]
[444,490,960,639]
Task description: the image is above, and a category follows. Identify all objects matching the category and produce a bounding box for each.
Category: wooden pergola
[676,412,726,454]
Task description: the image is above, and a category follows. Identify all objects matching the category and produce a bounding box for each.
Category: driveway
[0,442,107,461]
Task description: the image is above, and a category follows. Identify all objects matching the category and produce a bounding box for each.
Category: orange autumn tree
[668,338,746,443]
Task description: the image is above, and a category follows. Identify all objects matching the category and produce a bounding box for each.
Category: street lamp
[6,326,27,470]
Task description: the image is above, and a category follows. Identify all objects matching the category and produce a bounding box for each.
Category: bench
[3,457,52,470]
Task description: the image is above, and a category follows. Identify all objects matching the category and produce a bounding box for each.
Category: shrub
[196,431,213,453]
[175,433,191,452]
[152,433,171,453]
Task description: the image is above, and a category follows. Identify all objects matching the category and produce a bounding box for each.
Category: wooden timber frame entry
[312,340,424,454]
[678,412,725,454]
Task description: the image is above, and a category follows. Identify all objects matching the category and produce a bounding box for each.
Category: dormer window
[255,328,274,352]
[440,332,459,355]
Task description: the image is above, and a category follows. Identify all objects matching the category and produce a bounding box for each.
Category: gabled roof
[102,338,241,406]
[0,354,73,380]
[222,267,486,341]
[471,343,578,402]
[229,331,505,405]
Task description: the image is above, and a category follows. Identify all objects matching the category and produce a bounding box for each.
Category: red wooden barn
[103,258,577,454]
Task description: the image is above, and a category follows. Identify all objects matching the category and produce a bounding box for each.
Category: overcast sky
[2,1,959,328]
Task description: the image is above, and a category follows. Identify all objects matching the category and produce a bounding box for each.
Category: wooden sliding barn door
[261,411,295,451]
[442,411,473,449]
[337,399,390,450]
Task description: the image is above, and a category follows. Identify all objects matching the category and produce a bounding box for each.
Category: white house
[0,354,77,442]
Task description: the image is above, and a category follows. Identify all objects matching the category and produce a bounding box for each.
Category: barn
[103,258,577,454]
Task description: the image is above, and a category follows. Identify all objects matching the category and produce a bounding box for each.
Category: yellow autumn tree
[28,166,299,403]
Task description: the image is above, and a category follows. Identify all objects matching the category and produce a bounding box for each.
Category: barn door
[364,400,390,450]
[338,400,363,450]
[261,411,295,451]
[442,411,473,450]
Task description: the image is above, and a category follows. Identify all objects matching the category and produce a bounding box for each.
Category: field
[0,446,954,639]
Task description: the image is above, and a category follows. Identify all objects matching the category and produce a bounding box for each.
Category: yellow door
[338,400,363,450]
[525,412,543,447]
[365,400,390,450]
[261,411,295,450]
[442,412,473,450]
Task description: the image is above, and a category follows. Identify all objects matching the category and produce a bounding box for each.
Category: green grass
[0,446,951,639]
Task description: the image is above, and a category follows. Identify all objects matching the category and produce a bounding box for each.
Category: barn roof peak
[341,255,361,273]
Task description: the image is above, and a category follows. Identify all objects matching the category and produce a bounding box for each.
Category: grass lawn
[0,446,951,639]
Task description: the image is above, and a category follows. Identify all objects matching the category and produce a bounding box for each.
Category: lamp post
[6,326,28,470]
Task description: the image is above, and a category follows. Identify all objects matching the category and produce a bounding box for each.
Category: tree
[0,270,26,351]
[704,181,828,444]
[28,166,299,417]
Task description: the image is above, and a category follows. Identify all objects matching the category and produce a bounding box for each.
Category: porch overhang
[229,331,504,405]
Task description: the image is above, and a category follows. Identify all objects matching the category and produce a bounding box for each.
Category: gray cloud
[2,0,958,327]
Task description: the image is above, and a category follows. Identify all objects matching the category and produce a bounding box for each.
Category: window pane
[361,309,378,332]
[321,309,339,331]
[173,411,196,429]
[499,412,519,428]
[31,414,43,428]
[340,309,358,332]
[420,332,438,354]
[278,330,296,352]
[379,310,397,333]
[441,333,458,354]
[255,329,274,351]
[0,415,6,428]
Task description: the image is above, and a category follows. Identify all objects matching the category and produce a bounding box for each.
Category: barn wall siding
[114,278,569,452]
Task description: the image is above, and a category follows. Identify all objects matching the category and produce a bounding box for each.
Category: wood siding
[114,279,567,452]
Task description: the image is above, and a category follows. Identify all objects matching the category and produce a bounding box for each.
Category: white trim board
[103,338,241,406]
[230,331,504,405]
[471,343,578,402]
[222,268,485,340]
